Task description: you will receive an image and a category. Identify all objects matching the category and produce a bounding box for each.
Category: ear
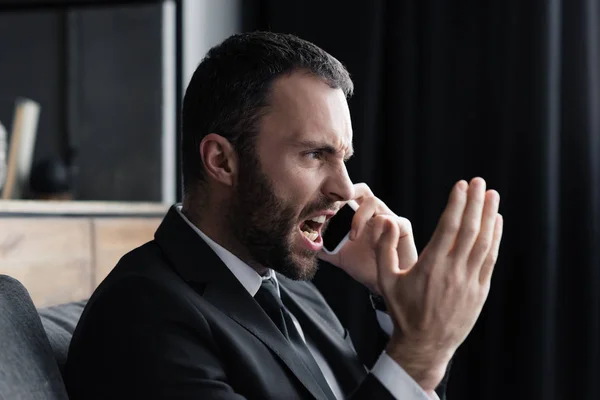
[199,133,237,187]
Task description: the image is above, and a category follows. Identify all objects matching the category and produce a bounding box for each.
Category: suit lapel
[202,284,334,400]
[154,206,332,400]
[278,276,368,398]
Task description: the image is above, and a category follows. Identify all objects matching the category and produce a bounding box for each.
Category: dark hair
[181,31,354,195]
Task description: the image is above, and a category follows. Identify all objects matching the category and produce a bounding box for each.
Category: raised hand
[375,178,503,391]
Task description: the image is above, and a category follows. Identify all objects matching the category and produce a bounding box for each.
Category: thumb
[376,219,401,293]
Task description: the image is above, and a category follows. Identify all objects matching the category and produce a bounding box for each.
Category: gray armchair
[0,275,85,400]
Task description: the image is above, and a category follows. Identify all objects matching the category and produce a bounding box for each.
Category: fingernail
[457,180,468,191]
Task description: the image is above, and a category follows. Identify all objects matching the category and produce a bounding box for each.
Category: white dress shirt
[176,206,438,400]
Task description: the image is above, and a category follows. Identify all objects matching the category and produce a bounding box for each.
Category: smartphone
[322,200,359,255]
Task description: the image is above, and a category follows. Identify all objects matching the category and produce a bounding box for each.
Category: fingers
[450,178,487,259]
[376,218,401,292]
[427,180,469,254]
[350,183,377,240]
[395,217,418,270]
[352,183,374,205]
[350,197,378,240]
[479,214,503,284]
[349,183,395,240]
[467,190,500,268]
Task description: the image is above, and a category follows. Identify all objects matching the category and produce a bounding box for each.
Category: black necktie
[254,278,336,400]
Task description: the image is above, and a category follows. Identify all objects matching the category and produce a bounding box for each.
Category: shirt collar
[175,204,280,297]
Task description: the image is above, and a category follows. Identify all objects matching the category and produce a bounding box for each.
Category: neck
[181,196,269,276]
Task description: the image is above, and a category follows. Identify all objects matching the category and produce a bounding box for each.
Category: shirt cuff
[371,352,440,400]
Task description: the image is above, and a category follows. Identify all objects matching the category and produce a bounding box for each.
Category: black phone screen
[322,203,355,251]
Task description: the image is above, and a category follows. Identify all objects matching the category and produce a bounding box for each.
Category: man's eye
[306,151,323,160]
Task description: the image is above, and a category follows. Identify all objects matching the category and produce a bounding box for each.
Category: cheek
[269,161,323,204]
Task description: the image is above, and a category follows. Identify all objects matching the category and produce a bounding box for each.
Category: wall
[0,3,164,201]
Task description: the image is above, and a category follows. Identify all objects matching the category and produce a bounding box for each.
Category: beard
[227,150,333,281]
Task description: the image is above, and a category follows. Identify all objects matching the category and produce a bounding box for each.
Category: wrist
[385,336,451,391]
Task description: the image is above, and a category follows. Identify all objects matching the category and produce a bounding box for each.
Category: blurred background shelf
[0,199,168,216]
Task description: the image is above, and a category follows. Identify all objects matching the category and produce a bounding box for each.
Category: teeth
[310,215,326,224]
[302,230,318,242]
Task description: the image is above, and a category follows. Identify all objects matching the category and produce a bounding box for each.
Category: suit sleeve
[65,278,247,400]
[349,373,403,399]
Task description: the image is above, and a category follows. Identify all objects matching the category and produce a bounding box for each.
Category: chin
[278,252,319,281]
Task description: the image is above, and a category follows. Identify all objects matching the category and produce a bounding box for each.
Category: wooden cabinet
[0,200,166,306]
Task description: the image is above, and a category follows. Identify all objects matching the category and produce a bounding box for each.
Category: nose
[323,163,355,202]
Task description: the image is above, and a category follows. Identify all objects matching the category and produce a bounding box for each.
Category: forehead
[257,72,353,152]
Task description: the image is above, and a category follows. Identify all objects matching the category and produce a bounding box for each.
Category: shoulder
[80,241,210,332]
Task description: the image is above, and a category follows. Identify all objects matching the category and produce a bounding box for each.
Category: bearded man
[64,31,503,400]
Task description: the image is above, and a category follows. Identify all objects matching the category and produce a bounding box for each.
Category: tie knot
[256,277,283,308]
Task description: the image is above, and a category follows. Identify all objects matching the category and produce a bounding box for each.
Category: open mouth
[299,215,326,243]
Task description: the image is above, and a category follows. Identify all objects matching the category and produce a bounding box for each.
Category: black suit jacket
[64,206,447,399]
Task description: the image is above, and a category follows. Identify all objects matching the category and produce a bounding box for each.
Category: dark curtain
[244,1,600,399]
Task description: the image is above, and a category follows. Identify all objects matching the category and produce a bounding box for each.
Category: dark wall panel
[0,10,65,165]
[74,4,162,201]
[0,3,164,201]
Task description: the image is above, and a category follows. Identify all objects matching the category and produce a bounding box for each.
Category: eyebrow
[294,139,355,161]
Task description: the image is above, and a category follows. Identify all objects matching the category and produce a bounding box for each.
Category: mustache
[300,197,338,219]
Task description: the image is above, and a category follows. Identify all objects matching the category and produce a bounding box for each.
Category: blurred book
[1,98,41,200]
